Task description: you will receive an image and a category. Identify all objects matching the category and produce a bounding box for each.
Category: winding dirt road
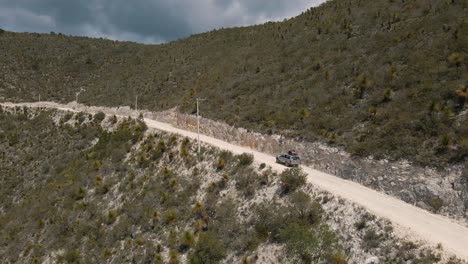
[2,102,468,260]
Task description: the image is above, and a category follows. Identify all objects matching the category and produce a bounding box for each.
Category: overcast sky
[0,0,327,44]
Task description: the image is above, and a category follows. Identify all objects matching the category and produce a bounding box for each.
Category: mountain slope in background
[0,0,467,166]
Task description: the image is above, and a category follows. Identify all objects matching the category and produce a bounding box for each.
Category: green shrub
[362,229,382,250]
[259,163,266,170]
[85,57,93,65]
[168,229,178,249]
[93,112,106,122]
[163,209,177,225]
[102,248,113,258]
[216,158,225,171]
[154,253,163,264]
[7,133,19,146]
[290,191,323,224]
[278,223,338,263]
[97,182,110,195]
[430,197,444,212]
[280,168,307,194]
[189,232,226,264]
[354,213,375,231]
[278,223,318,262]
[62,113,73,123]
[354,219,367,231]
[418,249,442,263]
[72,187,86,201]
[61,249,81,263]
[179,231,195,252]
[447,52,463,67]
[237,153,254,167]
[329,252,347,264]
[441,135,451,147]
[219,150,234,162]
[180,143,189,158]
[111,146,127,162]
[157,139,166,152]
[135,237,146,246]
[192,201,205,218]
[107,210,118,225]
[289,191,311,214]
[169,249,179,264]
[110,115,117,124]
[75,112,86,123]
[253,201,294,241]
[234,168,259,197]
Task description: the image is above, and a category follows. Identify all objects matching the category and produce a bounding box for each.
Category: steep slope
[0,106,462,263]
[0,107,340,263]
[0,0,467,166]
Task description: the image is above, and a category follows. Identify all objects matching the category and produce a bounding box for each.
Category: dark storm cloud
[0,0,326,44]
[104,0,192,41]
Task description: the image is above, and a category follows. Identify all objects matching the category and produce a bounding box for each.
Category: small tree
[189,232,226,264]
[85,57,93,65]
[447,52,463,67]
[216,158,225,171]
[61,249,81,263]
[94,112,106,122]
[355,74,372,99]
[430,197,444,212]
[169,249,179,264]
[179,231,195,252]
[237,153,254,167]
[106,210,118,225]
[280,167,307,194]
[278,223,318,263]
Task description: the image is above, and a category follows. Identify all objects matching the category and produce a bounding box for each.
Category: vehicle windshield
[292,156,300,160]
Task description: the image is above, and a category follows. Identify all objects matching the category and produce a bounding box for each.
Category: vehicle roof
[281,154,300,159]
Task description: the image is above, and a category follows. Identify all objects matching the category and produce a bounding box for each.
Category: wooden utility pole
[196,98,206,156]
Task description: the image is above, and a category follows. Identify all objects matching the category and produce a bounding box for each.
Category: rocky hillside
[0,0,467,167]
[0,106,461,263]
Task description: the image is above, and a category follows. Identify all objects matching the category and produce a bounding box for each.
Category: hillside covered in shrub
[0,107,347,263]
[0,0,467,166]
[1,107,463,263]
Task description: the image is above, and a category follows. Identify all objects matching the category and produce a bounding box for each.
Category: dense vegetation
[0,0,467,166]
[0,107,345,263]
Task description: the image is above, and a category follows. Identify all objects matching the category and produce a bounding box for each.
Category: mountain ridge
[0,0,467,167]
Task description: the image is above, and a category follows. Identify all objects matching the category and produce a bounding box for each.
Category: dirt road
[2,102,468,260]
